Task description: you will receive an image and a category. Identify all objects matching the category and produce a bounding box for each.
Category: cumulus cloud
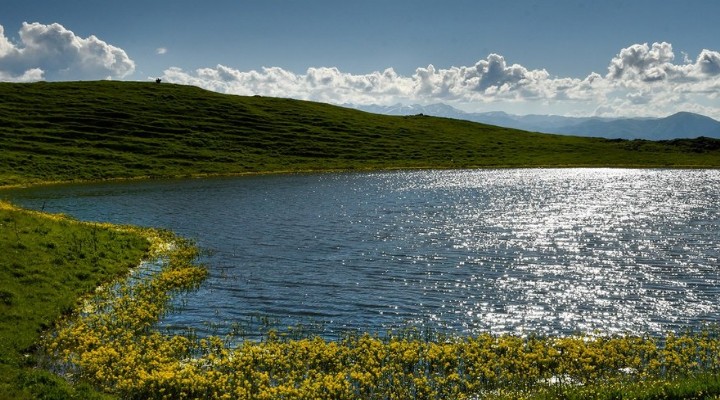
[697,49,720,75]
[0,26,14,56]
[156,47,167,55]
[0,67,43,82]
[608,42,677,82]
[607,42,720,85]
[410,55,554,101]
[0,22,135,81]
[160,41,716,119]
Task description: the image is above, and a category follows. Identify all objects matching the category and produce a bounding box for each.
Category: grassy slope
[1,81,719,186]
[0,203,149,399]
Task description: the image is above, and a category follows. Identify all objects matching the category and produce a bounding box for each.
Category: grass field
[1,81,719,187]
[1,81,720,399]
[0,202,150,399]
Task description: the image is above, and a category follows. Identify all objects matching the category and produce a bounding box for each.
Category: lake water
[3,169,720,338]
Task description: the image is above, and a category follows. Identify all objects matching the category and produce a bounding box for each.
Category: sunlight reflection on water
[4,168,720,338]
[384,168,720,336]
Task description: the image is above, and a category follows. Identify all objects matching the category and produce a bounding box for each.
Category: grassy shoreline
[2,163,718,193]
[0,201,153,399]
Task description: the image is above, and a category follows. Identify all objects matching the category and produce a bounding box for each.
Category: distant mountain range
[350,103,720,140]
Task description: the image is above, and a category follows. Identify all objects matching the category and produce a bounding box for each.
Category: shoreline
[3,163,719,192]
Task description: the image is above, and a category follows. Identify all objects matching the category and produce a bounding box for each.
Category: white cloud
[607,42,677,82]
[164,43,720,119]
[164,65,415,105]
[0,67,43,82]
[156,47,167,55]
[0,22,135,81]
[696,49,720,75]
[607,42,720,86]
[0,26,15,57]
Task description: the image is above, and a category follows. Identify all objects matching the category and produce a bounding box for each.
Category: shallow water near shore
[3,169,720,338]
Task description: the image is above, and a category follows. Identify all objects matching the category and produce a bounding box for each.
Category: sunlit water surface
[4,169,719,338]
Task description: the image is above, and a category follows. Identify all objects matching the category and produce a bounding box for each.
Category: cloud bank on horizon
[1,22,719,119]
[164,43,720,119]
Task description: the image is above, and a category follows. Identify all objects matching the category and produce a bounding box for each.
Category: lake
[3,169,719,338]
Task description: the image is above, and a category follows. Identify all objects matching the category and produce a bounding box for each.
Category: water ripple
[4,169,720,338]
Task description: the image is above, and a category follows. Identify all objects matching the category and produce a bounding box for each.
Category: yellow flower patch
[43,228,720,399]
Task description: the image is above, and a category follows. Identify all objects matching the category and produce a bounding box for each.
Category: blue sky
[2,0,719,118]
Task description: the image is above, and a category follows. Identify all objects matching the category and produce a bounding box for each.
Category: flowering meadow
[43,231,720,399]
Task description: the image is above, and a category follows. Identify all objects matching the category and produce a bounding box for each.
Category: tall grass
[0,201,149,399]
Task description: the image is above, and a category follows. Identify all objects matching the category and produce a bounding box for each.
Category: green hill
[1,81,719,186]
